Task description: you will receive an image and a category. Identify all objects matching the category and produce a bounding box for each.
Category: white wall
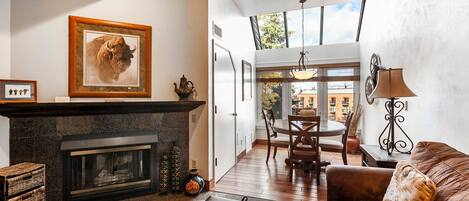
[360,0,469,153]
[256,42,360,67]
[10,0,210,176]
[0,0,11,167]
[208,0,256,181]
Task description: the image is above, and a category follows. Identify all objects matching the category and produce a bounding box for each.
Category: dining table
[271,119,346,137]
[271,120,346,167]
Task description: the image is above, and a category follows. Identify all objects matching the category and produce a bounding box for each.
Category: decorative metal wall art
[365,53,383,104]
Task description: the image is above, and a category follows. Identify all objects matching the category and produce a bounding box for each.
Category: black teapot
[173,75,195,100]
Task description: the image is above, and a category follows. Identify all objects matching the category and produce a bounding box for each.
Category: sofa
[326,141,469,201]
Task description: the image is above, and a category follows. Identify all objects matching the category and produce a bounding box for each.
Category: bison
[85,35,136,84]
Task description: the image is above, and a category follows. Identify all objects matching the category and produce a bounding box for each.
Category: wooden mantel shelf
[0,101,206,118]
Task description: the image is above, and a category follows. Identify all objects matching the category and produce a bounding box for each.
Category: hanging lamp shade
[370,68,416,98]
[291,70,315,80]
[291,0,315,80]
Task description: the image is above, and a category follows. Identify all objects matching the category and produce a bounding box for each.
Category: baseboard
[237,149,246,162]
[252,139,267,146]
[204,179,215,191]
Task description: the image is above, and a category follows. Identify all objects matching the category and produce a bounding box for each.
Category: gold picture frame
[69,16,152,97]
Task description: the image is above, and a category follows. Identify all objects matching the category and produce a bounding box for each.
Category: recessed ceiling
[233,0,355,16]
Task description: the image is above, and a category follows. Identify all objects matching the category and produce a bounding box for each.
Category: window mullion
[283,12,289,48]
[320,6,324,45]
[250,16,263,50]
[356,0,366,42]
[317,68,328,121]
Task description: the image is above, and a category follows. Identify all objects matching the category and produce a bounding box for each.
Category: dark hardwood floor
[215,145,362,201]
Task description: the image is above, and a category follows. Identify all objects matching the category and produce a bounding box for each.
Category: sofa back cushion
[410,141,469,201]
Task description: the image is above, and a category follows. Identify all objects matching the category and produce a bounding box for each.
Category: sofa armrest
[326,165,394,201]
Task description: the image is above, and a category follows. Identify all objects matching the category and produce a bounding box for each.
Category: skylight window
[250,0,364,50]
[323,0,361,45]
[257,12,287,49]
[287,7,321,47]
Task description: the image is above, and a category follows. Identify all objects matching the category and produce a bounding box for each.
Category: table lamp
[370,68,416,155]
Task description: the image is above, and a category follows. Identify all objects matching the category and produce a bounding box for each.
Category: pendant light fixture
[291,0,316,80]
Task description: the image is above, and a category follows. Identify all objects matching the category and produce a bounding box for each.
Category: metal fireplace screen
[69,145,151,198]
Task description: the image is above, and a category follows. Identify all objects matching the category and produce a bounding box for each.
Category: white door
[213,43,236,182]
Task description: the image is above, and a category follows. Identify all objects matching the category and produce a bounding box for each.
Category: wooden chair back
[262,109,277,144]
[287,115,321,154]
[341,112,354,146]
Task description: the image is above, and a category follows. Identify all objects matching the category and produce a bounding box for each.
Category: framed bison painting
[69,16,152,97]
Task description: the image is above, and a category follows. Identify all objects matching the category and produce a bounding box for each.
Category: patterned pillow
[383,161,437,201]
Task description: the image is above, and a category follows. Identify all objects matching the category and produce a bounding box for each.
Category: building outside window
[257,66,359,124]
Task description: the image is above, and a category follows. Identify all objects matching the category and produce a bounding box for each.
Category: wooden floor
[214,145,362,201]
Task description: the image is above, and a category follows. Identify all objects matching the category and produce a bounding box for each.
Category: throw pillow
[383,160,437,201]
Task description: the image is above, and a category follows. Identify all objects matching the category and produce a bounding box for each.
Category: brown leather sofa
[326,141,469,201]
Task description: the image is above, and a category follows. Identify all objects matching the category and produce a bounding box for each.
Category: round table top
[272,120,346,137]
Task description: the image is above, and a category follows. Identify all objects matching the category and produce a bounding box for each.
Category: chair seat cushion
[319,139,343,150]
[271,136,290,145]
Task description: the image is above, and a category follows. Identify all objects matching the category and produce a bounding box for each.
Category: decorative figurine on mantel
[174,75,196,101]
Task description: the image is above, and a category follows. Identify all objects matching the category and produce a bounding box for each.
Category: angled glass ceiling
[251,0,364,50]
[287,7,321,47]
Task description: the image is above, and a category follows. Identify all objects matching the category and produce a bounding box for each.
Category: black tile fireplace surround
[1,101,205,201]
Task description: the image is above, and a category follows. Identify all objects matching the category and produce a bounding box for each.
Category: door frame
[211,39,237,182]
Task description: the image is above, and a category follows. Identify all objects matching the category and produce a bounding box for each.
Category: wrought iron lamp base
[378,98,414,155]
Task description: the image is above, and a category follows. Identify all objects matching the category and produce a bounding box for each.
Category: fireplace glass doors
[67,145,152,200]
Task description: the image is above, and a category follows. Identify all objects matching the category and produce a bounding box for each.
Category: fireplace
[2,101,202,200]
[61,132,158,201]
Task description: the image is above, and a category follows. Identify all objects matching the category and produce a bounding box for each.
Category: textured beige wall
[9,0,210,176]
[360,0,469,153]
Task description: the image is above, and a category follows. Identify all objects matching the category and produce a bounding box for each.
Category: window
[323,0,362,44]
[326,67,356,122]
[286,7,321,47]
[257,12,287,49]
[257,63,359,122]
[250,0,364,49]
[259,72,284,119]
[330,97,336,106]
[292,82,318,115]
[327,81,354,122]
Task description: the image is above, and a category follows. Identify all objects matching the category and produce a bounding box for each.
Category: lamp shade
[370,68,416,98]
[291,70,315,80]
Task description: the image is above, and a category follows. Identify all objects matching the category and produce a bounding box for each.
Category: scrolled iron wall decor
[365,53,383,104]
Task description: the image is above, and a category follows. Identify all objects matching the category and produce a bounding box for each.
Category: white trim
[256,57,360,67]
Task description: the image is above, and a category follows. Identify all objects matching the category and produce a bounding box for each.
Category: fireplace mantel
[0,101,205,118]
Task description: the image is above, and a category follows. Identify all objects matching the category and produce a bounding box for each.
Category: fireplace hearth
[61,132,158,201]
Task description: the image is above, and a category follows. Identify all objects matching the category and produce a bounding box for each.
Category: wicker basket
[7,186,45,201]
[6,168,44,197]
[0,163,45,201]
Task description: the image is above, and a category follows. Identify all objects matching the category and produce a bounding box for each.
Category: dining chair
[287,115,321,185]
[319,112,354,165]
[298,109,316,116]
[262,109,289,164]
